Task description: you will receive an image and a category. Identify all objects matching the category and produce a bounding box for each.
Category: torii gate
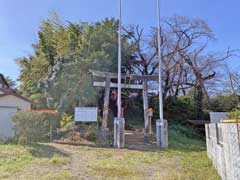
[90,69,158,133]
[94,0,168,149]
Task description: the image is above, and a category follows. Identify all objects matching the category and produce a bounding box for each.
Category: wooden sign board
[74,107,98,122]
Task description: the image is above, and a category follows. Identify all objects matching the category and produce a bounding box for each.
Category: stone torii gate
[90,69,158,133]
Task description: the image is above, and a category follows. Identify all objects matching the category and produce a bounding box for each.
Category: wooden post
[50,124,52,141]
[149,116,152,134]
[147,109,153,134]
[143,80,149,133]
[102,77,111,129]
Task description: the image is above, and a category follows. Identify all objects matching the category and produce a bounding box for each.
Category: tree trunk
[194,84,204,120]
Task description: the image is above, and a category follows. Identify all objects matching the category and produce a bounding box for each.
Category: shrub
[206,94,240,112]
[12,111,61,144]
[150,96,196,123]
[227,105,240,120]
[60,113,74,130]
[84,127,97,141]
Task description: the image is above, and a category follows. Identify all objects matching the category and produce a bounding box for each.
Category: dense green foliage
[17,14,130,111]
[206,94,240,112]
[12,111,60,144]
[147,96,196,123]
[164,96,196,122]
[147,94,239,123]
[227,105,240,119]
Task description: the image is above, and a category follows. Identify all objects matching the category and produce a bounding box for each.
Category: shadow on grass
[27,143,69,158]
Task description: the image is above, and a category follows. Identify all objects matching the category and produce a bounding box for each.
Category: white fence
[206,123,240,180]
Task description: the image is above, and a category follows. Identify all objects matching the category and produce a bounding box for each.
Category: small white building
[0,74,31,140]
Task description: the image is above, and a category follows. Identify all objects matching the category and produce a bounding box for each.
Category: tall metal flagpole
[117,0,122,119]
[114,0,125,149]
[157,0,163,121]
[156,0,168,149]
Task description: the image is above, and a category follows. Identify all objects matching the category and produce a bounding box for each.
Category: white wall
[0,95,31,110]
[0,95,31,140]
[0,107,18,139]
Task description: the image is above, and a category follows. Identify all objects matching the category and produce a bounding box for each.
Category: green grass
[0,144,33,179]
[49,154,68,165]
[0,125,220,180]
[41,171,73,180]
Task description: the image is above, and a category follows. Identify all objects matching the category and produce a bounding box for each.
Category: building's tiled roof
[0,73,31,103]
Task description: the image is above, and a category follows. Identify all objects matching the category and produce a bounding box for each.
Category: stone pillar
[114,118,125,148]
[156,119,168,149]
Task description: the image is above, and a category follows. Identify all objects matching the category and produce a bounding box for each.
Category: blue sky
[0,0,239,81]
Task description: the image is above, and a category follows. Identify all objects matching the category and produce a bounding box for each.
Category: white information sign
[74,107,98,122]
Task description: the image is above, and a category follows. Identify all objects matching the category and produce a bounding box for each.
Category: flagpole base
[156,119,168,149]
[114,118,125,148]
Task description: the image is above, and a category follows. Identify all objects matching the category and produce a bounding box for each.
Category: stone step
[125,136,144,139]
[126,139,143,141]
[126,139,144,141]
[125,130,152,146]
[126,140,144,143]
[126,139,144,142]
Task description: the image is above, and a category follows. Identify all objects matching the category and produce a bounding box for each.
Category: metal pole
[117,0,122,119]
[157,0,163,121]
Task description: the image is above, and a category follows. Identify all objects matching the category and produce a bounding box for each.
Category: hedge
[12,111,60,144]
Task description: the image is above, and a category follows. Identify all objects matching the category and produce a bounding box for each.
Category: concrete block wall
[206,123,240,180]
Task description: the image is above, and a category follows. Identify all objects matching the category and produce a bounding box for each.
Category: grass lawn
[0,125,220,180]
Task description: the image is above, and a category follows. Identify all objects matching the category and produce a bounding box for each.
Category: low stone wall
[206,123,240,180]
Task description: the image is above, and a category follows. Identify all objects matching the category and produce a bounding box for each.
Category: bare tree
[167,16,236,118]
[124,16,237,119]
[224,64,240,95]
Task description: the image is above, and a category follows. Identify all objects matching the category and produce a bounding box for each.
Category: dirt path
[53,144,96,180]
